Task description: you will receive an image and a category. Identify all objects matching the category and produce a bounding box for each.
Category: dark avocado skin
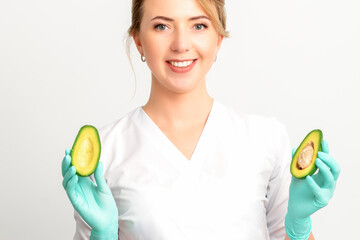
[71,125,101,177]
[291,129,322,179]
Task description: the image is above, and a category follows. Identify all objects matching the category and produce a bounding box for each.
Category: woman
[61,0,340,239]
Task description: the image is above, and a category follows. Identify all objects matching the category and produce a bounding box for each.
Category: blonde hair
[125,0,229,97]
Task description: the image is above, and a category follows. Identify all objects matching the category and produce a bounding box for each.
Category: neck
[142,76,213,129]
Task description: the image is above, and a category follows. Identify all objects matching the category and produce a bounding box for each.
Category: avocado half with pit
[291,129,323,179]
[71,125,101,177]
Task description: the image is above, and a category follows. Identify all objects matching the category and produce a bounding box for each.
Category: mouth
[166,59,197,73]
[167,59,196,68]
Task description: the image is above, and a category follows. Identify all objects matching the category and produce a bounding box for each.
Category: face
[133,0,223,94]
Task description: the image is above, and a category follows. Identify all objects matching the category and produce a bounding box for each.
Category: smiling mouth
[167,59,196,68]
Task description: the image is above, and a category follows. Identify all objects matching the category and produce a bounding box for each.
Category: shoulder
[98,107,140,142]
[214,100,290,159]
[215,100,287,138]
[95,107,142,171]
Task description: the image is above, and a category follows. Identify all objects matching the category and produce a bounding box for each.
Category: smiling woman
[131,0,225,96]
[126,0,228,94]
[61,0,340,239]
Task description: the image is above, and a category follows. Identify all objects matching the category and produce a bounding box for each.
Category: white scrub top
[73,99,292,240]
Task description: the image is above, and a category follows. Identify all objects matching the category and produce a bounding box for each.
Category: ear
[133,31,143,55]
[216,34,224,54]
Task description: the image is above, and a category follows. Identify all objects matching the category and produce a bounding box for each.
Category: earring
[141,54,146,62]
[214,55,217,62]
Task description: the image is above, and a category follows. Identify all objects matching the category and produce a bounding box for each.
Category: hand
[285,140,340,239]
[62,148,118,239]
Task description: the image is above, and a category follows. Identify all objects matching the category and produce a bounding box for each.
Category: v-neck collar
[133,99,218,168]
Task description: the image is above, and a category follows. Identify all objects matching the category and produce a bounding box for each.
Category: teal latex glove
[62,148,119,240]
[285,140,340,240]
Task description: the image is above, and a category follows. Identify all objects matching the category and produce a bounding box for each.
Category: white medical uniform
[73,99,292,240]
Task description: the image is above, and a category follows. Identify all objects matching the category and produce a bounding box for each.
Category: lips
[166,59,197,73]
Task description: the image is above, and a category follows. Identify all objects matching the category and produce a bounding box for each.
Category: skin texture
[133,0,314,238]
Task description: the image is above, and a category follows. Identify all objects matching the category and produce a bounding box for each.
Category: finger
[317,151,341,181]
[94,162,110,193]
[62,166,77,189]
[65,148,71,156]
[305,175,322,197]
[66,174,80,205]
[292,148,297,158]
[62,154,71,177]
[316,158,335,189]
[321,140,329,154]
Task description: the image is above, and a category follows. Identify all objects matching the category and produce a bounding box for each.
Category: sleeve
[266,118,292,240]
[73,210,91,240]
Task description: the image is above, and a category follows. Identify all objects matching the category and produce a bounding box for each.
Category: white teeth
[169,60,194,68]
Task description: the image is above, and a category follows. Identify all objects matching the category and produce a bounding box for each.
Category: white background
[0,0,359,239]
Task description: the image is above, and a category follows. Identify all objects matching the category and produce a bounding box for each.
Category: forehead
[142,0,208,19]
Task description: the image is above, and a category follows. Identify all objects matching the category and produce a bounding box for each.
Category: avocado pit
[290,129,322,179]
[297,141,314,170]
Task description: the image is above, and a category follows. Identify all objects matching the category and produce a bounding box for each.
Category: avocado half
[71,125,101,177]
[291,129,322,179]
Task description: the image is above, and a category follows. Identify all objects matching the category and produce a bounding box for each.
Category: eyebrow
[151,15,210,22]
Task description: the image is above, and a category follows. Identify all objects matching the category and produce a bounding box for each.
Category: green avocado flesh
[71,125,101,177]
[291,129,323,179]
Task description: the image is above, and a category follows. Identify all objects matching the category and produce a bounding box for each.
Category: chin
[165,77,203,94]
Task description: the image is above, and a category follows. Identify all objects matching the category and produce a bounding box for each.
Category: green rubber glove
[62,148,119,240]
[285,140,340,240]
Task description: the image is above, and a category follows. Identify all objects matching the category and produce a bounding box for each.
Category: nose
[170,28,191,53]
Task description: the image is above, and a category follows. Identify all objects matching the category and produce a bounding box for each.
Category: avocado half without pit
[71,125,101,177]
[291,129,323,179]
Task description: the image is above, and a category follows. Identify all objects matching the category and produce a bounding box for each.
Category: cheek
[143,35,167,62]
[194,35,219,59]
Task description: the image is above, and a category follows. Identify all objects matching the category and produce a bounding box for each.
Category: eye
[194,24,208,31]
[154,24,168,31]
